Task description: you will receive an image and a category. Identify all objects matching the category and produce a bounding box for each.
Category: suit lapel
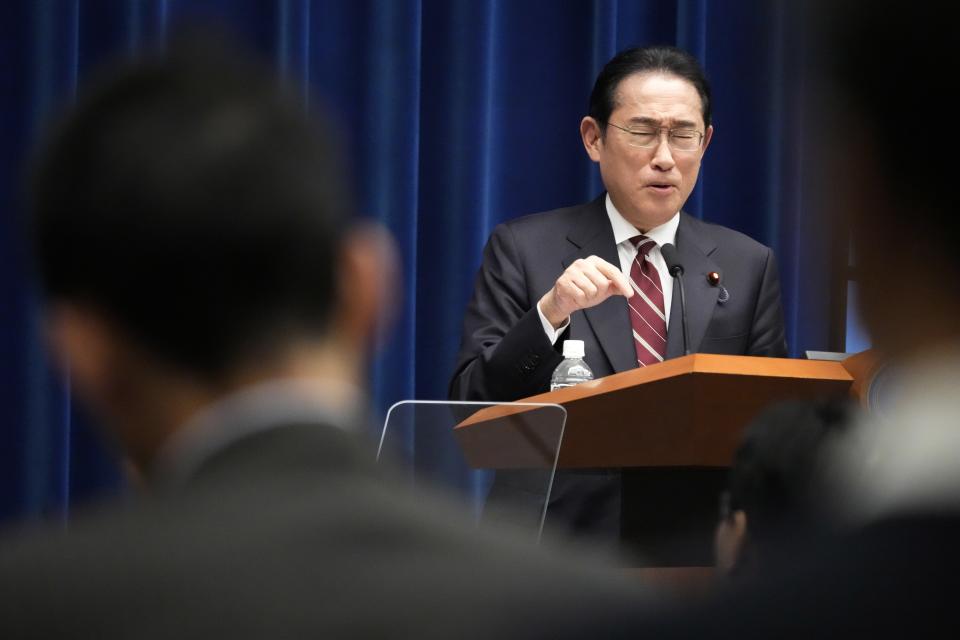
[563,197,637,374]
[666,213,721,358]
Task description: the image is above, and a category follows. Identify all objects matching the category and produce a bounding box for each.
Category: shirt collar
[151,377,364,488]
[605,193,680,248]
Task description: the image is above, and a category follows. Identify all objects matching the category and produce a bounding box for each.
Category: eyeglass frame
[606,121,705,152]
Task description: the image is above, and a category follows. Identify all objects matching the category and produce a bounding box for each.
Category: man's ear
[580,116,603,162]
[334,222,400,351]
[701,124,714,156]
[46,304,119,412]
[714,509,749,574]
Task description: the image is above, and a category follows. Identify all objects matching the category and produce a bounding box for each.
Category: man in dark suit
[0,45,647,637]
[450,46,787,549]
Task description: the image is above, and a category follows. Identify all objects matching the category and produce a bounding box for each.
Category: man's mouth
[646,183,676,194]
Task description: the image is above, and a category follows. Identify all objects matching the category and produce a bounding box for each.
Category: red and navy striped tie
[628,235,667,367]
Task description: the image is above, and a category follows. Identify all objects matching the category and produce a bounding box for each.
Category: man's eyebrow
[625,116,700,129]
[625,116,661,127]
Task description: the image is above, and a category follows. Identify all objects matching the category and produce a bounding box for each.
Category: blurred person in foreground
[598,2,960,636]
[0,43,647,638]
[713,399,854,578]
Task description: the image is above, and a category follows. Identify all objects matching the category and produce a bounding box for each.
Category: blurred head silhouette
[715,399,854,576]
[814,1,958,361]
[29,39,394,476]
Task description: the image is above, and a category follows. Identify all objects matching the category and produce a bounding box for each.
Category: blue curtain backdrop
[0,0,827,524]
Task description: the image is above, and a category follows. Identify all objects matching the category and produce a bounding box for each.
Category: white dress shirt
[537,193,679,345]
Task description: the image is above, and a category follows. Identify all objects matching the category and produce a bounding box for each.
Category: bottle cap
[562,339,585,359]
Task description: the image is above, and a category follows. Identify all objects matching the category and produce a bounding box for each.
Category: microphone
[660,243,690,356]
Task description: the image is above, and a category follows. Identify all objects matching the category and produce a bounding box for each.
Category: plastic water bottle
[550,340,594,391]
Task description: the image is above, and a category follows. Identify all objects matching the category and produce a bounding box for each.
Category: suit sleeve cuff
[537,300,570,346]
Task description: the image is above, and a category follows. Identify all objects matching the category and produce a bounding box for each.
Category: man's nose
[651,135,675,171]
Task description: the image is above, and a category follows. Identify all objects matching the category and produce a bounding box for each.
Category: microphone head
[660,243,684,276]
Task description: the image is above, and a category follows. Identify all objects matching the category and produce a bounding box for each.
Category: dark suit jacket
[450,195,787,402]
[449,196,788,543]
[0,420,647,638]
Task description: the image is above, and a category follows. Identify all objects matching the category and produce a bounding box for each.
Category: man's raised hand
[538,256,633,329]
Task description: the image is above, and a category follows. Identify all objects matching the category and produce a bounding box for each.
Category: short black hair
[29,42,352,378]
[726,399,854,547]
[588,45,711,130]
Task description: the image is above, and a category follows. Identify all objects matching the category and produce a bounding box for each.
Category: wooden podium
[455,354,859,569]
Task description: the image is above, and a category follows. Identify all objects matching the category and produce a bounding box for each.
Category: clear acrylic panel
[377,401,566,543]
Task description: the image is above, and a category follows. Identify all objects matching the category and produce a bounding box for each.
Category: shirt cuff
[537,301,570,346]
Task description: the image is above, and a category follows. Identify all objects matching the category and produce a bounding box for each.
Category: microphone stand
[670,264,690,356]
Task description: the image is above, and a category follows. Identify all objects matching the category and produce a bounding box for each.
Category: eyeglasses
[607,122,704,152]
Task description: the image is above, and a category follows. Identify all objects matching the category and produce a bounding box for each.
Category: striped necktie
[629,235,667,367]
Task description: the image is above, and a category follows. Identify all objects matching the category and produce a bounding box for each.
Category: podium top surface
[455,354,854,469]
[458,354,852,426]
